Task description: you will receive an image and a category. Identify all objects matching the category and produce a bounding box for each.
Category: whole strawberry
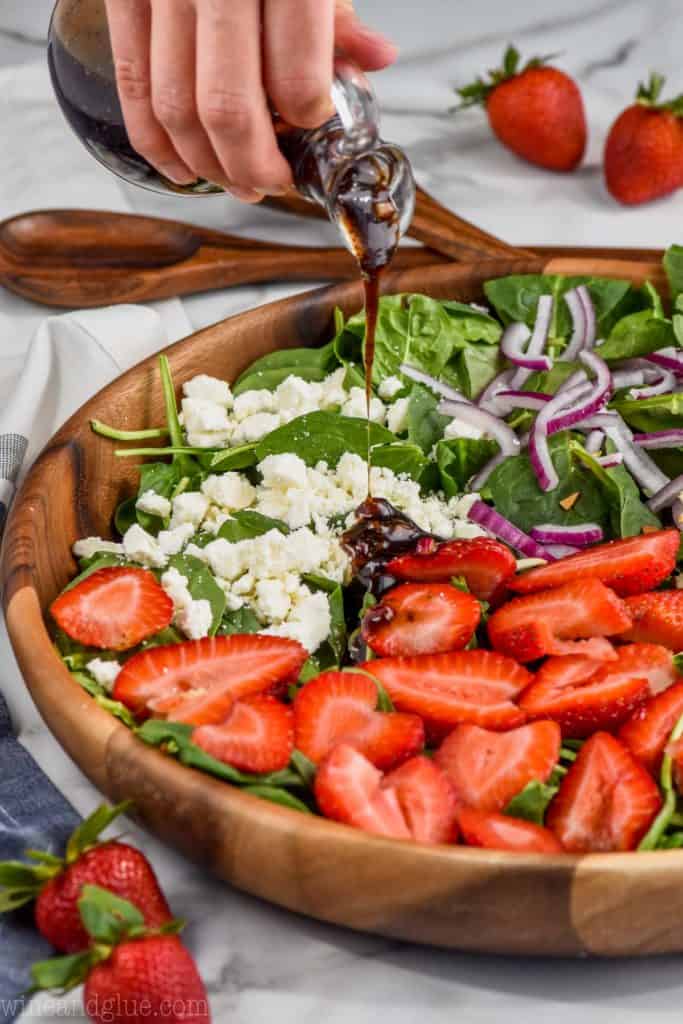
[604,73,683,205]
[455,45,587,171]
[31,885,210,1024]
[0,803,170,953]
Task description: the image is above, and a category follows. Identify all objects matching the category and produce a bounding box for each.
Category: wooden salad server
[0,208,445,309]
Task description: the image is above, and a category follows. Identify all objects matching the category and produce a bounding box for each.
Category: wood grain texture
[0,209,443,308]
[4,249,683,958]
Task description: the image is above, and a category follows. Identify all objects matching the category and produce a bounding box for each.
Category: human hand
[105,0,398,202]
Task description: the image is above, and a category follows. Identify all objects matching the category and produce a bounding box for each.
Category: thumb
[334,1,398,71]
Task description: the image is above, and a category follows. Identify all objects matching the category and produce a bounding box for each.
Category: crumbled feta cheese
[170,491,209,529]
[378,375,404,400]
[336,451,369,501]
[232,389,276,420]
[123,524,167,568]
[183,374,232,406]
[201,473,255,510]
[232,412,282,444]
[184,542,209,563]
[320,367,348,406]
[136,490,172,519]
[444,417,485,441]
[161,566,212,639]
[232,572,255,596]
[186,429,234,449]
[157,522,195,556]
[263,589,330,652]
[258,453,308,490]
[72,537,125,560]
[254,579,291,622]
[386,396,410,435]
[181,397,232,434]
[274,375,322,416]
[341,387,386,423]
[86,658,121,691]
[204,538,247,581]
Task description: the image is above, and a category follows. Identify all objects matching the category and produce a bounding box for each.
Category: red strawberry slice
[545,732,662,852]
[361,583,480,657]
[509,529,679,597]
[387,537,516,603]
[487,578,632,662]
[113,635,307,724]
[192,694,294,773]
[518,648,652,737]
[50,567,173,651]
[457,806,564,854]
[621,590,683,651]
[434,721,561,811]
[608,642,679,695]
[314,744,458,844]
[619,680,683,774]
[293,670,424,770]
[361,650,530,740]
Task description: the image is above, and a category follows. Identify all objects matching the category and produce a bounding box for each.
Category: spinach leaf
[302,573,347,668]
[233,365,329,396]
[487,433,610,534]
[597,309,675,361]
[440,300,502,343]
[524,360,580,395]
[114,498,138,536]
[128,460,182,533]
[159,355,197,480]
[405,383,450,454]
[255,411,393,467]
[454,343,504,400]
[71,672,136,729]
[664,245,683,303]
[649,447,683,480]
[218,606,262,635]
[200,444,258,473]
[571,442,661,538]
[241,785,312,813]
[166,553,226,635]
[372,442,427,480]
[435,438,499,496]
[217,510,289,542]
[504,779,559,826]
[610,391,683,433]
[233,340,338,389]
[67,553,128,591]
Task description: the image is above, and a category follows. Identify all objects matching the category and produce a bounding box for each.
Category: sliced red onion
[496,389,551,411]
[596,452,624,468]
[579,285,597,350]
[544,543,583,558]
[613,368,647,390]
[647,348,683,376]
[672,498,683,532]
[630,366,676,399]
[437,399,521,456]
[501,321,552,371]
[477,368,516,413]
[584,429,604,454]
[579,412,619,430]
[634,429,683,450]
[509,294,553,389]
[647,472,683,513]
[557,369,588,394]
[530,523,604,546]
[562,288,587,362]
[399,363,470,404]
[528,411,557,492]
[468,500,556,560]
[547,350,612,434]
[604,418,670,497]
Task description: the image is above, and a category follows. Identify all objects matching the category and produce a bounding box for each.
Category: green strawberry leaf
[30,951,94,993]
[78,884,145,945]
[65,802,132,864]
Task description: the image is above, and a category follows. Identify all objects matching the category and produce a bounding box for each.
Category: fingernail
[227,186,264,204]
[159,165,196,186]
[262,186,289,196]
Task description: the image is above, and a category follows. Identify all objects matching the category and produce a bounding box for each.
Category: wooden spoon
[0,209,444,308]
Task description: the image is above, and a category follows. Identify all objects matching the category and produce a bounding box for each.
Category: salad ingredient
[620,682,683,774]
[434,721,561,812]
[604,74,683,206]
[386,536,516,603]
[454,46,586,171]
[362,650,530,738]
[487,578,632,662]
[648,472,683,513]
[467,500,556,561]
[456,806,564,854]
[314,745,459,844]
[509,528,679,596]
[361,582,481,657]
[563,285,596,361]
[192,694,294,774]
[546,731,662,852]
[621,590,683,649]
[0,804,170,953]
[112,635,307,724]
[50,567,174,651]
[634,428,683,449]
[529,523,603,547]
[500,320,551,372]
[518,648,651,736]
[293,670,424,769]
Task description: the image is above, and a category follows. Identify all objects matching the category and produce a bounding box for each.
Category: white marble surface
[3,1,683,1020]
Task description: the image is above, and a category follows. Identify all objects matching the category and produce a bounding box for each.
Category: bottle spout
[331,56,381,155]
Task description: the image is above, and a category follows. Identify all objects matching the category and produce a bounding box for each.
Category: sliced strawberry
[314,744,458,844]
[608,642,679,695]
[293,670,424,770]
[619,680,683,774]
[457,806,564,854]
[518,648,651,737]
[387,537,516,603]
[434,721,561,812]
[50,567,173,651]
[487,578,632,662]
[546,732,662,852]
[193,694,294,773]
[621,590,683,651]
[113,635,307,724]
[383,756,460,844]
[314,744,411,840]
[361,583,480,658]
[509,529,679,597]
[361,650,530,740]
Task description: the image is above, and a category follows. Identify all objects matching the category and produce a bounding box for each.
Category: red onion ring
[647,472,683,513]
[437,399,521,456]
[501,321,552,371]
[467,499,556,560]
[530,522,604,546]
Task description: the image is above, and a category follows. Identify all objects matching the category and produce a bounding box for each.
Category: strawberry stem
[635,72,683,115]
[452,44,561,110]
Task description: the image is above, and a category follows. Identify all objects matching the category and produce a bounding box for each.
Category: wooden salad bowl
[2,247,679,958]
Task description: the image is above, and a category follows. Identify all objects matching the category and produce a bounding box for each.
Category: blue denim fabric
[0,693,80,1018]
